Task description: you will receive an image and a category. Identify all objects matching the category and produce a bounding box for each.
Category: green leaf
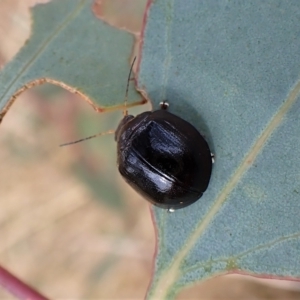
[138,0,300,298]
[0,0,142,122]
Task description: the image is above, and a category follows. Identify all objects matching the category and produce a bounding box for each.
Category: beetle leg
[160,101,169,110]
[211,153,215,164]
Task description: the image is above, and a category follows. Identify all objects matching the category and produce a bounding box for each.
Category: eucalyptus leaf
[138,0,300,298]
[0,0,141,122]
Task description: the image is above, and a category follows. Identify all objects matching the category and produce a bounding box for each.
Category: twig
[0,265,49,300]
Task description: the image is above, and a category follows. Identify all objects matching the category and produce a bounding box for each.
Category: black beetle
[61,58,213,211]
[115,100,213,211]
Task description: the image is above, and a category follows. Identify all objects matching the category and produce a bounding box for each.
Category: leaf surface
[138,1,300,298]
[0,0,141,121]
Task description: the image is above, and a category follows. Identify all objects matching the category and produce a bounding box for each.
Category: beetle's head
[114,115,134,142]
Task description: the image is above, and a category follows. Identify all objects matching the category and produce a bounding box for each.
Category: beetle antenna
[60,58,136,147]
[124,56,136,116]
[59,129,115,147]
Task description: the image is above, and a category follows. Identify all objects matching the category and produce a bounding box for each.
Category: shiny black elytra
[115,104,213,210]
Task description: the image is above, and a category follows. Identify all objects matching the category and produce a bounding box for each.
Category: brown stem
[0,265,49,300]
